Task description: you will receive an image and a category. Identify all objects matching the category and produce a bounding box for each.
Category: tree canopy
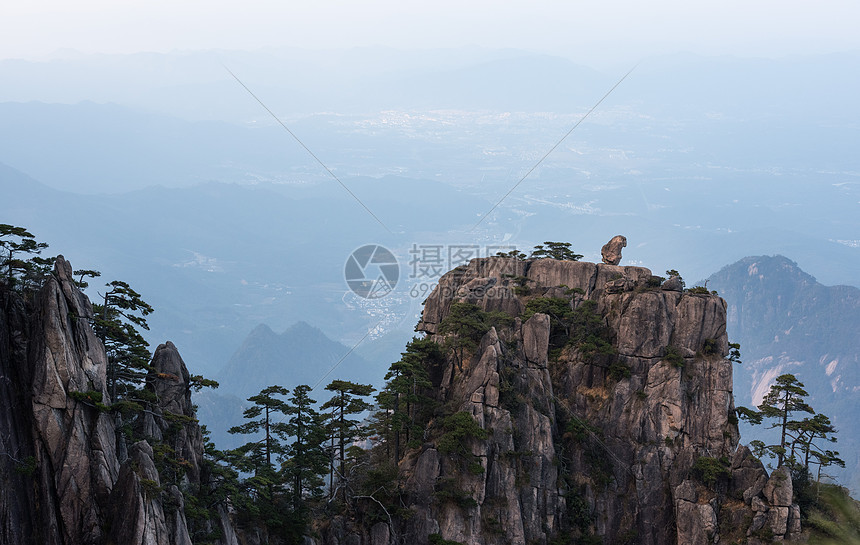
[92,280,154,402]
[530,241,583,261]
[739,373,843,479]
[0,223,50,291]
[321,380,375,499]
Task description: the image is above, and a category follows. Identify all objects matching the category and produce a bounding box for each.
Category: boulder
[601,235,627,265]
[662,276,684,291]
[764,465,793,507]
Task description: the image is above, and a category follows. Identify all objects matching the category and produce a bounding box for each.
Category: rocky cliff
[321,257,801,545]
[0,254,810,545]
[0,256,236,545]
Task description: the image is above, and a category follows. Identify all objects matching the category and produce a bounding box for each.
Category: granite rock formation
[0,256,236,545]
[600,235,627,265]
[321,256,800,545]
[0,254,808,545]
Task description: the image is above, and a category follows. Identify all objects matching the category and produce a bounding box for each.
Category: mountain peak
[707,255,860,489]
[247,323,277,338]
[218,320,374,398]
[713,254,818,286]
[283,320,323,337]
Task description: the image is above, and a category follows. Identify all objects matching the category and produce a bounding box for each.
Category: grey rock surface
[662,275,684,291]
[359,257,798,545]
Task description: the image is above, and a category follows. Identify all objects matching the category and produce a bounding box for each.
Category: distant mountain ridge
[217,320,374,400]
[707,255,860,490]
[196,320,378,449]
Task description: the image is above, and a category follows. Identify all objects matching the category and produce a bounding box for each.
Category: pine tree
[91,280,154,403]
[227,385,292,531]
[758,374,815,467]
[0,224,49,290]
[530,241,583,261]
[282,385,328,515]
[377,337,440,462]
[738,373,818,468]
[439,302,490,372]
[789,413,845,480]
[495,249,527,260]
[229,385,290,471]
[73,269,101,289]
[321,380,375,499]
[225,384,333,542]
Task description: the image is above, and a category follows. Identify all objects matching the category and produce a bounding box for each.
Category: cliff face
[325,257,800,545]
[0,257,235,545]
[0,256,118,544]
[0,254,809,545]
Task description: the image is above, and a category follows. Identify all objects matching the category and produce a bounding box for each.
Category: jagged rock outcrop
[324,256,800,545]
[139,341,205,483]
[106,341,216,545]
[0,256,118,545]
[0,256,236,545]
[108,440,187,545]
[600,235,627,265]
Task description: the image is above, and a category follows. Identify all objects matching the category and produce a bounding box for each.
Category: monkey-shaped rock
[601,235,627,265]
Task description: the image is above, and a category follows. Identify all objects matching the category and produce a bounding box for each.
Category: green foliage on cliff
[437,411,489,453]
[608,361,631,380]
[686,285,715,295]
[692,455,731,488]
[522,297,615,361]
[523,296,575,346]
[13,455,37,477]
[433,477,479,508]
[429,532,467,545]
[495,249,527,260]
[665,269,684,288]
[68,390,110,412]
[565,417,600,444]
[645,275,665,288]
[439,302,513,372]
[439,302,490,345]
[91,279,154,403]
[530,241,583,261]
[664,345,685,368]
[376,337,441,462]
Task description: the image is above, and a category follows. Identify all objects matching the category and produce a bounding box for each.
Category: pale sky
[2,0,860,61]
